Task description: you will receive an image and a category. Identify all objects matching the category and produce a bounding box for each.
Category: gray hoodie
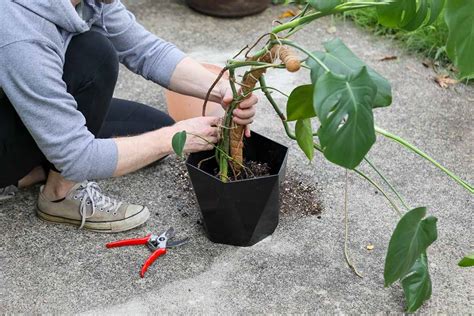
[0,0,185,182]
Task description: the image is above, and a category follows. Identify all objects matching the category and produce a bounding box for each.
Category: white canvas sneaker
[37,181,150,233]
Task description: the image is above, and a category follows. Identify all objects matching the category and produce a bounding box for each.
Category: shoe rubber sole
[36,206,150,233]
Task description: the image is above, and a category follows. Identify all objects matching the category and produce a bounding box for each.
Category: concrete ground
[1,0,473,314]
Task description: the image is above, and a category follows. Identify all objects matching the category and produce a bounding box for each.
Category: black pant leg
[62,31,119,136]
[98,98,175,138]
[0,96,46,187]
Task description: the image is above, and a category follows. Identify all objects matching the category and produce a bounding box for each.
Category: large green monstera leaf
[444,1,474,79]
[308,38,392,108]
[377,0,445,31]
[313,67,377,169]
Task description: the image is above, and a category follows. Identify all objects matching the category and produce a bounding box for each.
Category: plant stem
[352,168,403,218]
[344,169,363,278]
[248,85,289,98]
[309,142,404,217]
[259,76,296,139]
[375,126,474,194]
[187,132,251,179]
[364,157,410,210]
[270,1,391,35]
[226,60,280,68]
[271,11,329,34]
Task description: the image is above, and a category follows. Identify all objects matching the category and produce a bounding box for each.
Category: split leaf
[308,38,392,108]
[314,67,377,169]
[384,207,438,287]
[376,0,445,31]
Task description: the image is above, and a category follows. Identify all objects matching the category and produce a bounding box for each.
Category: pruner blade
[166,237,190,248]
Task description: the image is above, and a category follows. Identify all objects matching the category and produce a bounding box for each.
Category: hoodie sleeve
[99,0,186,88]
[0,41,118,182]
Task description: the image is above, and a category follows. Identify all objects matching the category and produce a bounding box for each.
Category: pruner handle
[140,248,166,278]
[106,234,152,248]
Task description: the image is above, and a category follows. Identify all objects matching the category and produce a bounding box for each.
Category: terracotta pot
[164,63,226,122]
[186,0,269,18]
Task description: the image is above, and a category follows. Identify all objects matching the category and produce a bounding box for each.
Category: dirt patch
[163,157,198,214]
[242,160,271,179]
[211,160,271,181]
[280,175,324,217]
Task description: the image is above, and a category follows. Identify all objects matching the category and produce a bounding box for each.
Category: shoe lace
[75,182,122,229]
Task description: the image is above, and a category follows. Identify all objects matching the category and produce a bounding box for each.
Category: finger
[205,136,218,144]
[233,117,253,126]
[245,125,251,138]
[222,90,233,105]
[203,116,221,126]
[207,127,219,137]
[233,108,256,120]
[238,95,258,109]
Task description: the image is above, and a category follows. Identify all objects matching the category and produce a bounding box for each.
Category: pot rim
[186,132,288,184]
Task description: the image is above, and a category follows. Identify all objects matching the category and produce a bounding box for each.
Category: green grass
[342,8,450,65]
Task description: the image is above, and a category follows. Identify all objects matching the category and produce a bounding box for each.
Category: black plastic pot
[185,0,269,18]
[186,132,288,247]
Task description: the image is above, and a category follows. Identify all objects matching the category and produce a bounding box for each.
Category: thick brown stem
[272,45,301,72]
[229,51,274,172]
[229,45,300,172]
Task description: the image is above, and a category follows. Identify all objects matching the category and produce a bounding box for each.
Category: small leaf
[314,67,377,169]
[458,254,474,267]
[286,85,316,121]
[172,131,187,158]
[308,0,341,12]
[295,118,314,161]
[401,253,432,312]
[384,207,438,287]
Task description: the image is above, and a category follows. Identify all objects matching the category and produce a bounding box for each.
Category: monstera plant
[173,0,473,312]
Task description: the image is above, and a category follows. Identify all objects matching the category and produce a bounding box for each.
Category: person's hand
[170,116,220,153]
[219,81,257,138]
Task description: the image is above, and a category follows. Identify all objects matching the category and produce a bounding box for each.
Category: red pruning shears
[106,227,189,278]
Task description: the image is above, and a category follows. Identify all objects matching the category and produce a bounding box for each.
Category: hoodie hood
[12,0,102,33]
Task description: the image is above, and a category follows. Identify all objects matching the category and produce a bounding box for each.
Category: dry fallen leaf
[379,55,397,61]
[367,244,374,251]
[279,9,297,19]
[434,74,459,88]
[326,25,337,34]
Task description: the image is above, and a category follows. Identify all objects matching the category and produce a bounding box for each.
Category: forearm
[168,57,224,103]
[112,126,175,177]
